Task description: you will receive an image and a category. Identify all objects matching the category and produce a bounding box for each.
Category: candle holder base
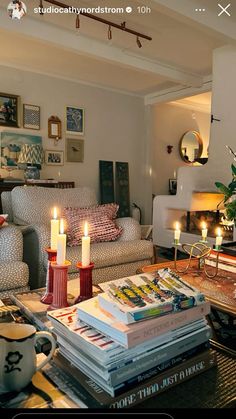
[41,248,57,305]
[75,262,94,304]
[48,260,71,311]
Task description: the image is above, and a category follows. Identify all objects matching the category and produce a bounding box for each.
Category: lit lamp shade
[18,144,44,180]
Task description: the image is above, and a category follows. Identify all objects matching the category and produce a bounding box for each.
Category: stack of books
[205,248,236,273]
[48,267,217,407]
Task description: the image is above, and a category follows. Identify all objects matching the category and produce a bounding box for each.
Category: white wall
[152,45,236,246]
[0,66,147,214]
[151,103,211,195]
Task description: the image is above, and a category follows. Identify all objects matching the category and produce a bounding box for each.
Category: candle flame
[216,227,222,237]
[175,222,180,230]
[84,221,88,237]
[201,222,207,229]
[53,207,57,220]
[59,219,64,234]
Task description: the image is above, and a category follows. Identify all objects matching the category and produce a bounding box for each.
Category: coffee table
[140,259,236,353]
[1,273,236,409]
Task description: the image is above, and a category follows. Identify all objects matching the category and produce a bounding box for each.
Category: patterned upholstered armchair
[1,186,154,290]
[0,225,29,298]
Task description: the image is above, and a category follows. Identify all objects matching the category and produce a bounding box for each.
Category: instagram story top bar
[34,0,152,41]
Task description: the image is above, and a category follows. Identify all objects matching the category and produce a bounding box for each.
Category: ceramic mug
[0,323,56,394]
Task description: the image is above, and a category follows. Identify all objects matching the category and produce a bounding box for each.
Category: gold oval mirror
[179,130,206,165]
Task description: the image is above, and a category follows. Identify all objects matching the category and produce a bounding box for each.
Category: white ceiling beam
[150,0,236,43]
[145,77,212,105]
[0,9,203,87]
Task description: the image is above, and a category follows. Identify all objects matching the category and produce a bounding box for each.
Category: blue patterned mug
[0,323,56,394]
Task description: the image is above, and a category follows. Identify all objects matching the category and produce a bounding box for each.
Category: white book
[48,304,207,368]
[77,296,210,348]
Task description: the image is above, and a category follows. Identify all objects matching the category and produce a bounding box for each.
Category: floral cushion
[62,204,123,246]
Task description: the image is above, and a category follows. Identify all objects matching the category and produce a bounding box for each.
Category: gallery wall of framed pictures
[0,92,85,171]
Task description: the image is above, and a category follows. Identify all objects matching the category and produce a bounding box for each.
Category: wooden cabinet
[0,181,75,213]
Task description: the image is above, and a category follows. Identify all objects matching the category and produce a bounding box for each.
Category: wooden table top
[141,259,236,316]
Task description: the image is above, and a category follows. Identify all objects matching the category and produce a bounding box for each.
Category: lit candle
[201,222,208,241]
[174,222,181,245]
[82,221,90,267]
[50,207,59,250]
[56,219,66,265]
[215,228,222,250]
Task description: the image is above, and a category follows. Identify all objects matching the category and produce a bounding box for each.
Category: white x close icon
[218,3,231,16]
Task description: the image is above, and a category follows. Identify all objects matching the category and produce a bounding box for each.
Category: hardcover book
[205,258,236,273]
[77,295,210,347]
[98,268,206,324]
[205,250,236,273]
[48,305,211,376]
[56,325,211,392]
[46,349,217,408]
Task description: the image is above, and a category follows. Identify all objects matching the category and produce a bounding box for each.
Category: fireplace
[153,180,235,248]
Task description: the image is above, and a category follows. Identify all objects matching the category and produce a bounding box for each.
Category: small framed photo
[45,150,64,166]
[169,179,177,195]
[0,92,20,128]
[23,104,40,130]
[66,106,84,135]
[66,138,84,163]
[48,115,62,139]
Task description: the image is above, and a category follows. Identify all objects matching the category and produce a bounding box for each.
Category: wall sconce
[167,145,173,154]
[48,116,62,145]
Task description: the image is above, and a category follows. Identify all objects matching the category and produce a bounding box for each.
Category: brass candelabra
[173,240,222,278]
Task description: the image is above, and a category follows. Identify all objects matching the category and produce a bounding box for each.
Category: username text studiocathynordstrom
[34,6,125,14]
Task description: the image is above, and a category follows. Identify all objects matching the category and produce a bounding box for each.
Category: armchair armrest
[0,225,23,262]
[116,217,141,241]
[22,224,50,289]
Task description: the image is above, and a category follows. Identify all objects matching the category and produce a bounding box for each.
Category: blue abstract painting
[66,106,84,135]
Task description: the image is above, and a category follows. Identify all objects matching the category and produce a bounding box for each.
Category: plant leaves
[228,180,236,191]
[225,199,236,223]
[231,164,236,176]
[215,182,232,199]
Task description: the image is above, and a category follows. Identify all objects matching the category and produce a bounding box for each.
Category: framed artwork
[48,115,62,139]
[66,138,84,162]
[23,104,40,130]
[169,179,177,195]
[45,150,64,166]
[0,92,20,128]
[0,132,42,167]
[66,106,84,135]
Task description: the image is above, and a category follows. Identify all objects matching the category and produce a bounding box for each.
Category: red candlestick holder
[48,260,71,311]
[75,262,94,304]
[40,248,57,304]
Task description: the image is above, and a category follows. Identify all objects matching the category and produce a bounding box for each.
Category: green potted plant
[215,146,236,226]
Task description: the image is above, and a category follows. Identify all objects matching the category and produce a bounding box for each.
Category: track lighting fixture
[136,36,142,48]
[108,25,112,40]
[42,1,152,47]
[76,14,80,29]
[39,0,44,15]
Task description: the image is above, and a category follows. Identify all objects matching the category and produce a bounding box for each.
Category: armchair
[0,225,29,298]
[1,186,154,290]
